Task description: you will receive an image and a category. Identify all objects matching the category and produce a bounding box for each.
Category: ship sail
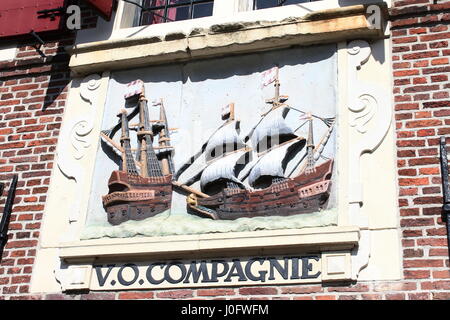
[200,149,251,193]
[250,106,297,153]
[248,138,306,188]
[205,121,247,162]
[182,67,337,221]
[177,111,252,190]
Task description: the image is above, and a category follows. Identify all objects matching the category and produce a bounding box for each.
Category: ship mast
[305,113,316,174]
[137,92,163,178]
[287,117,335,178]
[118,109,139,175]
[263,66,287,113]
[274,68,280,107]
[156,99,173,176]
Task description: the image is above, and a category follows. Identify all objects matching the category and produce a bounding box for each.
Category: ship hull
[189,160,333,220]
[102,171,172,225]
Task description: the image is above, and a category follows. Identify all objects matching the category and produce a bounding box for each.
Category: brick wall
[390,0,450,299]
[0,1,449,300]
[0,2,98,299]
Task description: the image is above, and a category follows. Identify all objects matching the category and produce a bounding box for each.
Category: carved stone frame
[30,5,399,293]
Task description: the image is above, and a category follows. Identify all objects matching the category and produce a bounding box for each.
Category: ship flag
[261,66,278,89]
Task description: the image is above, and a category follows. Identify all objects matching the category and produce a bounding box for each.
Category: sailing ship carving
[100,67,335,225]
[100,80,174,225]
[176,67,336,220]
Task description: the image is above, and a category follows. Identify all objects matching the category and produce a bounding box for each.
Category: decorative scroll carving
[346,40,392,279]
[347,40,391,212]
[56,74,101,223]
[80,74,101,103]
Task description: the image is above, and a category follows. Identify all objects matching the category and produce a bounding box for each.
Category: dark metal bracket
[439,136,450,261]
[37,7,66,21]
[29,31,46,58]
[0,175,18,261]
[30,30,45,46]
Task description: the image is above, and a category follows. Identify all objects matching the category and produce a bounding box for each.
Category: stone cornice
[67,3,388,75]
[58,226,360,263]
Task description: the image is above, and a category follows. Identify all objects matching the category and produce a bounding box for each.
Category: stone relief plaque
[82,44,338,239]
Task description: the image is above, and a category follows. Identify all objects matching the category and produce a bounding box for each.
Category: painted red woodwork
[84,0,115,21]
[0,0,65,38]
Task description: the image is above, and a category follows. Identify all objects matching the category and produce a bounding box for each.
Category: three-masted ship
[176,67,335,220]
[101,80,173,225]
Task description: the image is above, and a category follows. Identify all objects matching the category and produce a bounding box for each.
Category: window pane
[140,0,215,25]
[192,2,214,19]
[254,0,311,9]
[144,0,167,8]
[283,0,310,5]
[169,0,190,5]
[141,9,166,25]
[167,5,190,22]
[254,0,278,9]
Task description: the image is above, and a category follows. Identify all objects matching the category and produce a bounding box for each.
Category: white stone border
[30,4,397,291]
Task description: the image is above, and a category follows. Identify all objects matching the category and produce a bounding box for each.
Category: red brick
[398,177,429,186]
[156,290,194,299]
[239,287,278,295]
[361,294,382,300]
[118,292,154,300]
[417,238,448,246]
[409,27,427,35]
[0,142,26,149]
[397,140,425,147]
[400,217,434,227]
[431,58,449,65]
[426,227,447,236]
[397,150,416,157]
[404,85,440,93]
[391,17,419,27]
[11,276,31,284]
[400,208,419,216]
[417,129,435,137]
[11,84,39,92]
[423,66,450,75]
[80,293,115,300]
[412,76,427,84]
[197,289,236,296]
[393,36,418,44]
[421,32,450,42]
[293,296,313,300]
[423,101,450,108]
[430,41,448,49]
[315,295,336,300]
[413,196,442,205]
[403,249,424,258]
[395,103,420,111]
[432,270,450,278]
[394,70,421,79]
[429,249,450,257]
[386,293,406,300]
[398,169,417,176]
[433,292,450,300]
[404,259,444,268]
[405,119,442,128]
[402,51,439,60]
[280,285,323,294]
[423,207,442,216]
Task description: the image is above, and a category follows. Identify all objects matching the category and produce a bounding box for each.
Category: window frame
[252,0,315,10]
[139,0,215,25]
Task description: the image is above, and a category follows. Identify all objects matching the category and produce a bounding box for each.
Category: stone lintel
[68,4,387,76]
